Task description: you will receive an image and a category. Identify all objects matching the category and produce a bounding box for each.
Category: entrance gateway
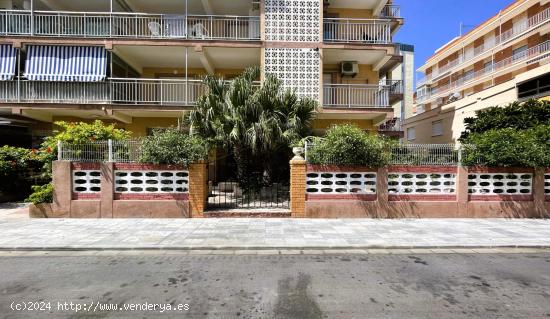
[205,155,290,217]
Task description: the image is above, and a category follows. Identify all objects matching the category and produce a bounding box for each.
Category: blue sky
[394,0,514,84]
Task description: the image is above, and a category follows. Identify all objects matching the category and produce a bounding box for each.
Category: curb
[1,245,550,252]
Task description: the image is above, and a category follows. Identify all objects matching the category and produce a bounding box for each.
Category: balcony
[0,10,260,41]
[380,5,401,19]
[323,80,403,108]
[378,117,404,138]
[323,18,392,44]
[0,78,206,106]
[420,40,550,105]
[418,7,550,85]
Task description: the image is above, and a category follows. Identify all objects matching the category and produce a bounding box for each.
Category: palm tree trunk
[233,143,251,186]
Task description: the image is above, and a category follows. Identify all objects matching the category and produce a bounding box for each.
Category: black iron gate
[206,154,290,210]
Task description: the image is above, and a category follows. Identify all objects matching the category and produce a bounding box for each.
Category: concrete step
[204,209,291,218]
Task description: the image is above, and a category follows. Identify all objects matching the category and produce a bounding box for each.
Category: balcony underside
[0,36,263,49]
[3,104,187,123]
[317,107,393,123]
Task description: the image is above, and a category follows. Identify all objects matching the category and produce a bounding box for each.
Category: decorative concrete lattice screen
[468,173,533,195]
[545,174,550,195]
[306,172,377,194]
[264,0,320,42]
[114,170,189,194]
[388,172,456,194]
[72,170,101,193]
[264,48,320,100]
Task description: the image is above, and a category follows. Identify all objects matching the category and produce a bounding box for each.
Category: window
[463,69,474,82]
[407,127,416,141]
[512,45,528,61]
[432,120,443,136]
[517,73,550,100]
[483,61,494,73]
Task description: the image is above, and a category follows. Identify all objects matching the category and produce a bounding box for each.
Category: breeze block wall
[48,161,207,218]
[301,165,549,218]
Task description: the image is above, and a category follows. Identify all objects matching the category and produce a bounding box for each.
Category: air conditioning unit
[340,61,358,77]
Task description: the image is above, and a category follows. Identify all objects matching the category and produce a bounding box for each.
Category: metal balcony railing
[420,40,550,104]
[380,5,401,18]
[323,84,397,108]
[0,10,261,40]
[0,78,206,105]
[323,18,392,44]
[382,79,404,94]
[378,118,403,132]
[417,7,550,85]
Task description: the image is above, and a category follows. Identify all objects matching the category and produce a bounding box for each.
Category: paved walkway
[0,218,549,250]
[0,203,29,220]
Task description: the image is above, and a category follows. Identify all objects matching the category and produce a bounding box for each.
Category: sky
[394,0,515,85]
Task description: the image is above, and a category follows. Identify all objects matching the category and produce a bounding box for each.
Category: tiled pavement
[0,217,549,250]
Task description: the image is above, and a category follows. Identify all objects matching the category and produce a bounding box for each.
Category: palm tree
[188,66,317,185]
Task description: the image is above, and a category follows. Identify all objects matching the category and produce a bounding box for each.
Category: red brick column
[533,168,547,218]
[189,161,208,218]
[456,166,469,217]
[290,159,307,218]
[52,161,71,217]
[100,162,114,218]
[377,167,389,205]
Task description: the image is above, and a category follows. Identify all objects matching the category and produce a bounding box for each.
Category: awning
[25,45,107,82]
[0,45,17,81]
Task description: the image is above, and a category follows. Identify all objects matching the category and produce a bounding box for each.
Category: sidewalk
[0,217,549,250]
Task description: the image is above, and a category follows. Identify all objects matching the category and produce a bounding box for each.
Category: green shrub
[26,183,53,205]
[461,124,550,168]
[308,124,390,167]
[460,99,550,141]
[139,128,209,166]
[39,120,132,178]
[0,146,45,193]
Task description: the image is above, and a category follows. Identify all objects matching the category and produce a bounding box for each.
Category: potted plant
[27,183,54,218]
[290,139,305,159]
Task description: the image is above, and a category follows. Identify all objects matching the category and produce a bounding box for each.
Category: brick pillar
[376,167,389,217]
[456,166,469,217]
[290,159,307,218]
[100,162,114,218]
[189,161,208,218]
[533,168,547,218]
[52,161,71,217]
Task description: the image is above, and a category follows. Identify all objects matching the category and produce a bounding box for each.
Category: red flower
[46,147,52,153]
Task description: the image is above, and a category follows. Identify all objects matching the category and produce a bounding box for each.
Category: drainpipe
[30,0,34,36]
[185,46,188,105]
[109,0,113,37]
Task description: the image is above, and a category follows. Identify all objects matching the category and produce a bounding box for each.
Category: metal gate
[206,156,290,210]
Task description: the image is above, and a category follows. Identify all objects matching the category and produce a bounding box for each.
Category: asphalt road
[0,251,549,319]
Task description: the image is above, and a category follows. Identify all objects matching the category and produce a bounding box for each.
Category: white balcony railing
[0,78,206,105]
[0,10,261,40]
[418,40,550,104]
[418,7,550,85]
[323,18,392,44]
[323,83,399,108]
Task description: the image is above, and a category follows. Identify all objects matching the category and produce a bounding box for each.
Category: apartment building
[0,0,405,144]
[406,0,549,144]
[379,42,413,137]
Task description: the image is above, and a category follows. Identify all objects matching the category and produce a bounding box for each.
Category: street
[0,251,549,318]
